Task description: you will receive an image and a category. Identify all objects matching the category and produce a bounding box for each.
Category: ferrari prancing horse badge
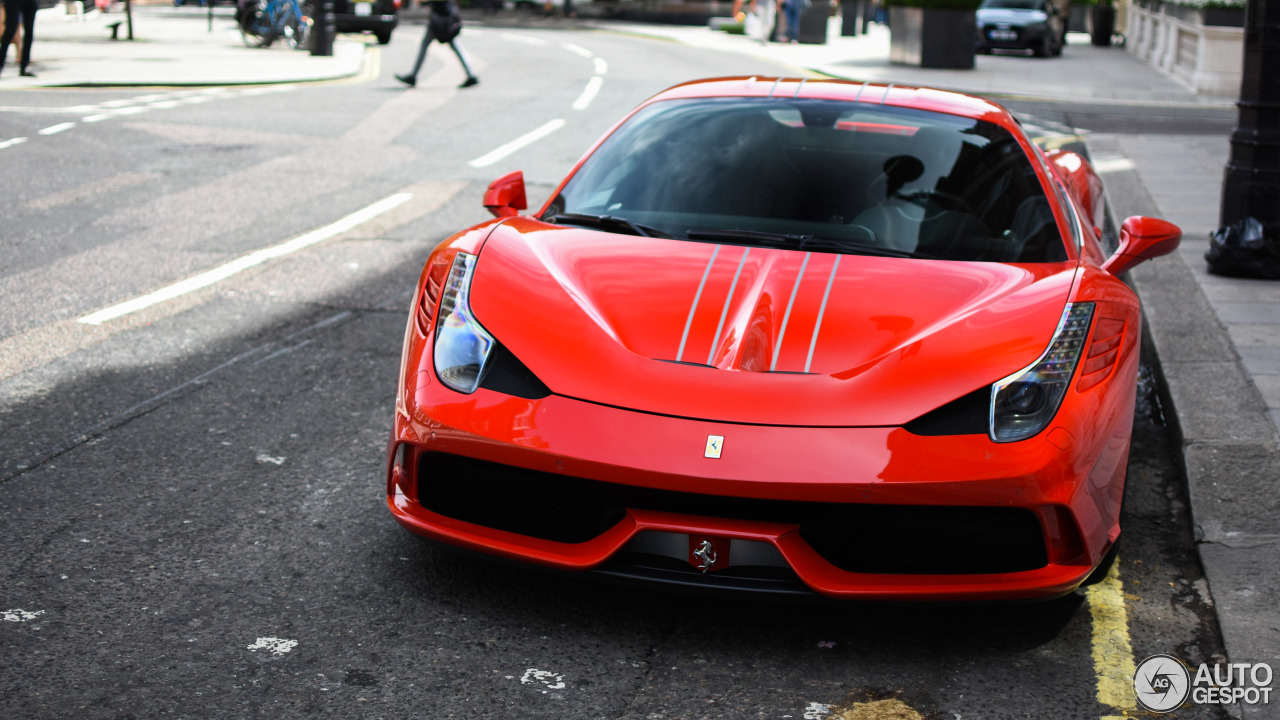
[704,435,724,459]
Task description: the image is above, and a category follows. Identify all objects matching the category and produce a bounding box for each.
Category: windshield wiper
[799,237,939,260]
[686,228,812,247]
[686,229,938,259]
[548,212,672,238]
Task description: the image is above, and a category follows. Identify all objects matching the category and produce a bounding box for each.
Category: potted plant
[888,0,983,69]
[1090,0,1115,46]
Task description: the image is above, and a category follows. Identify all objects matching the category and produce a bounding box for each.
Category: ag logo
[1134,654,1191,713]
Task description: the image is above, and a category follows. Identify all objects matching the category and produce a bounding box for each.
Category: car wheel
[1034,36,1051,57]
[375,28,393,44]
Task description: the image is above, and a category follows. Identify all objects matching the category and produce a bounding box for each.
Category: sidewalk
[593,19,1235,107]
[8,1,1279,683]
[3,4,363,87]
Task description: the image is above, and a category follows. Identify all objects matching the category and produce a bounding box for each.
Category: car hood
[977,8,1047,25]
[469,219,1077,426]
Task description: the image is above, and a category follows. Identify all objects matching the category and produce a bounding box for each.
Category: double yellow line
[1088,559,1138,717]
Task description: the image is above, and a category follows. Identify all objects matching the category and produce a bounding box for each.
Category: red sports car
[387,77,1181,601]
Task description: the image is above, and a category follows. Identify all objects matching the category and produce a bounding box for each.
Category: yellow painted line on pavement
[1093,158,1137,174]
[1034,133,1087,152]
[1087,557,1137,716]
[354,46,381,85]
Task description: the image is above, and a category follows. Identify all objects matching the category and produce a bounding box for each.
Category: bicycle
[238,0,311,49]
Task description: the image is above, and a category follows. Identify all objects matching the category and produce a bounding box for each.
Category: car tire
[375,28,393,44]
[1034,36,1051,57]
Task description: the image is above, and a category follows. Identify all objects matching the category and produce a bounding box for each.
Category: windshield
[546,97,1066,263]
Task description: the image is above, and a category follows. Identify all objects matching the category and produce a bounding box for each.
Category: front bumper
[387,377,1128,601]
[333,13,397,32]
[976,23,1052,51]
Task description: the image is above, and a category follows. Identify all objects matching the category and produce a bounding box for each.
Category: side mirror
[1102,216,1182,276]
[483,170,527,218]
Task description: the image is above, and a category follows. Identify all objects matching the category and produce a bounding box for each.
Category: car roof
[643,76,1020,133]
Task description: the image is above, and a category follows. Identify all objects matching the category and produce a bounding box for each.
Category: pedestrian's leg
[17,0,33,74]
[447,40,477,87]
[0,0,19,75]
[396,26,437,86]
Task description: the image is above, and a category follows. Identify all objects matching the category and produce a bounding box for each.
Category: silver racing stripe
[707,247,751,366]
[805,255,842,373]
[770,252,810,371]
[676,245,720,362]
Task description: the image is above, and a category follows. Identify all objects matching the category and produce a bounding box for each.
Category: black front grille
[416,453,1048,574]
[800,505,1047,574]
[597,555,814,596]
[418,453,626,543]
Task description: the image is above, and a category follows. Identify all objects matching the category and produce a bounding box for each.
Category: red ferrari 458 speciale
[387,77,1182,601]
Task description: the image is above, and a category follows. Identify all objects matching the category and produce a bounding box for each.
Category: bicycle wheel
[240,1,274,48]
[285,7,311,50]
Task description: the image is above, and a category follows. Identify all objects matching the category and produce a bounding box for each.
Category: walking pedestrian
[745,0,776,44]
[781,0,807,43]
[0,0,37,78]
[395,0,477,89]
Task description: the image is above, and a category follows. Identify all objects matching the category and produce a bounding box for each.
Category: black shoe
[460,76,478,88]
[394,73,416,87]
[19,69,35,77]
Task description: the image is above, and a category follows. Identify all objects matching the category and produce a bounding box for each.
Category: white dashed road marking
[469,118,566,169]
[38,122,76,136]
[3,609,45,622]
[502,32,547,46]
[803,702,832,719]
[5,86,299,144]
[247,637,297,656]
[572,76,603,111]
[520,668,566,693]
[77,193,412,325]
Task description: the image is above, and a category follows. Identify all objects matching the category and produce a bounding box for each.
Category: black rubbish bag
[1206,217,1280,279]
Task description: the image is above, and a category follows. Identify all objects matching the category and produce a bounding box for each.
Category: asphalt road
[0,23,1234,719]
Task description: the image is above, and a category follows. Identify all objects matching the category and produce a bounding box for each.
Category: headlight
[433,252,495,394]
[990,302,1094,443]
